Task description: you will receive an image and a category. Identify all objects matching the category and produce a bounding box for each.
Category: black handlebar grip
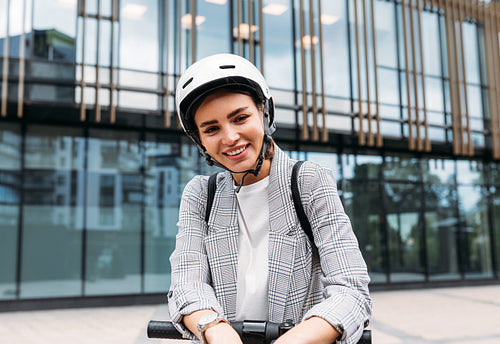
[147,320,182,339]
[358,330,372,344]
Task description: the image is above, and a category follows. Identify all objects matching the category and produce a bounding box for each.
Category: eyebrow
[198,106,249,128]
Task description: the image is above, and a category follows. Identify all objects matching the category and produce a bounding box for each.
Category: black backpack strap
[205,173,218,223]
[291,161,315,247]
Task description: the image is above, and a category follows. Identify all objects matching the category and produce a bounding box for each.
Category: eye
[202,125,219,134]
[234,114,250,123]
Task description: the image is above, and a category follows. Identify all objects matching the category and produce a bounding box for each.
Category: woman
[168,53,372,344]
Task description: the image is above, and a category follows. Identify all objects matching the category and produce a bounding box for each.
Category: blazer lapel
[267,148,299,322]
[204,172,239,320]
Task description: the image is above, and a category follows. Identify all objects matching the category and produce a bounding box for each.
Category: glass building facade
[1,0,500,305]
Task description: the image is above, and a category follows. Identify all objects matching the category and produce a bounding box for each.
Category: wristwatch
[197,312,229,344]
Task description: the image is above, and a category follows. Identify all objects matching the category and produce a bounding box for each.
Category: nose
[221,126,240,146]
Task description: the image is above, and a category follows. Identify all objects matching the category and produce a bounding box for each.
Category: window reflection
[385,182,425,282]
[305,151,339,178]
[457,185,492,279]
[143,136,180,292]
[119,0,159,72]
[344,180,386,283]
[456,160,483,185]
[424,183,460,280]
[422,158,455,184]
[0,124,21,300]
[85,130,141,295]
[21,125,85,298]
[197,0,230,58]
[343,154,382,180]
[383,154,419,182]
[494,188,500,276]
[321,0,349,98]
[263,0,294,89]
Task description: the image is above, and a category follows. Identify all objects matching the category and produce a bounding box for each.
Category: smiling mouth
[225,145,248,156]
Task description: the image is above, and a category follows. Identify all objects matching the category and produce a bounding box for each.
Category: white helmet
[175,53,276,173]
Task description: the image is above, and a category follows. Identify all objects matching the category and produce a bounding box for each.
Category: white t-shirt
[234,176,270,321]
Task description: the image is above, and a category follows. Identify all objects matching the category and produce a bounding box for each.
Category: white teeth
[226,146,246,156]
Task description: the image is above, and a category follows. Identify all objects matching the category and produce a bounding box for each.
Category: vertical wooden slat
[451,0,465,155]
[248,0,254,63]
[362,0,373,146]
[417,0,431,151]
[95,0,102,122]
[353,0,365,145]
[1,0,10,117]
[164,0,170,127]
[482,1,497,158]
[17,0,27,118]
[299,0,309,140]
[110,0,117,124]
[317,0,328,142]
[258,0,264,72]
[446,0,462,155]
[409,0,422,150]
[80,1,87,121]
[191,0,196,63]
[486,0,499,159]
[401,0,415,150]
[309,0,319,141]
[237,0,242,56]
[493,1,500,159]
[458,0,473,156]
[370,0,382,147]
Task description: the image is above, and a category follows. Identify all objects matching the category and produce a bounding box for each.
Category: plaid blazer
[168,147,372,343]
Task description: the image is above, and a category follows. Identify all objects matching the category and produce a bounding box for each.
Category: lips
[223,144,249,158]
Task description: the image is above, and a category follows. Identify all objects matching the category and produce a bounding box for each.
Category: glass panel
[383,154,419,182]
[33,0,77,60]
[385,182,425,282]
[456,160,484,185]
[494,188,500,276]
[378,68,399,105]
[21,125,85,298]
[457,185,493,279]
[143,136,180,292]
[0,124,21,300]
[425,77,444,112]
[0,0,6,56]
[119,0,159,72]
[422,158,455,184]
[85,130,142,295]
[197,0,230,59]
[462,22,480,85]
[343,154,382,180]
[321,0,350,98]
[305,151,339,177]
[344,180,386,283]
[375,1,397,68]
[421,11,441,77]
[424,183,460,281]
[263,0,294,90]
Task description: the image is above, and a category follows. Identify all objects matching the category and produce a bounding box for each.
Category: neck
[232,158,271,187]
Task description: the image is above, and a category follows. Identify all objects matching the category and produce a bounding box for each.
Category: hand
[204,322,243,344]
[273,317,340,344]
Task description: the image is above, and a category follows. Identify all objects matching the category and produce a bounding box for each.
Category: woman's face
[195,90,268,177]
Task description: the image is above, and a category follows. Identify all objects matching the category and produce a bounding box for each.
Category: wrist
[196,312,230,344]
[204,321,233,342]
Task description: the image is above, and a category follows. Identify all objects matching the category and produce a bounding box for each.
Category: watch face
[198,312,219,329]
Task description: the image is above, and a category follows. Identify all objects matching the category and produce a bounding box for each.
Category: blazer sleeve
[299,163,373,344]
[167,175,225,340]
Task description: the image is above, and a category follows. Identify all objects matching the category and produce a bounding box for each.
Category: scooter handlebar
[147,320,371,344]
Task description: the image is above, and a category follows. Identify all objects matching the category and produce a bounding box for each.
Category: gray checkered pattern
[168,147,372,343]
